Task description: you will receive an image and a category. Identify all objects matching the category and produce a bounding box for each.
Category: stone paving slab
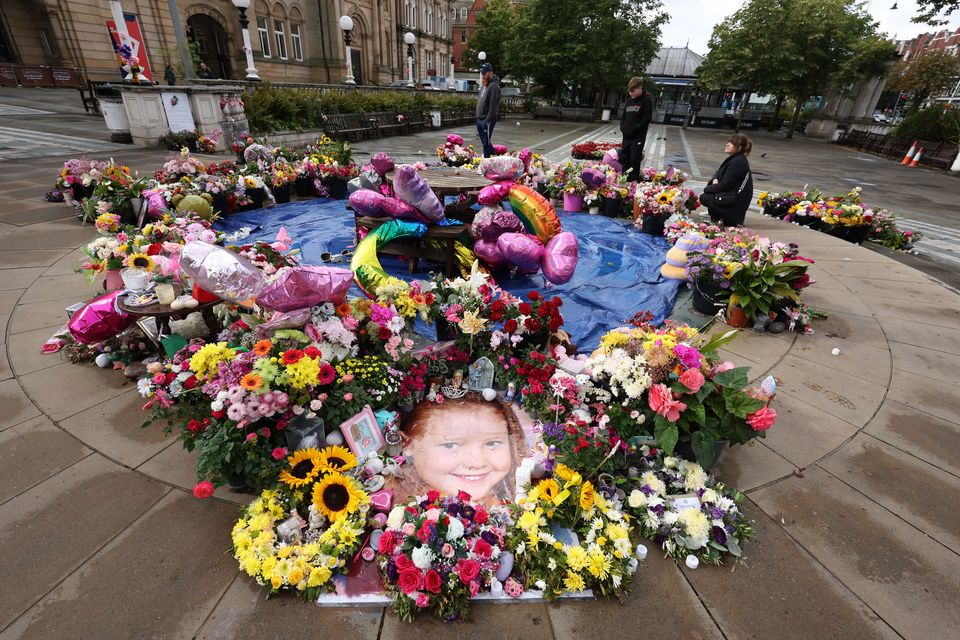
[800,284,875,317]
[788,332,891,386]
[0,349,11,381]
[136,440,252,505]
[17,361,131,421]
[887,367,960,426]
[0,268,43,292]
[857,293,960,326]
[807,309,888,350]
[0,378,41,431]
[380,601,554,640]
[0,415,90,504]
[8,296,74,336]
[17,273,101,305]
[5,325,68,376]
[769,355,886,427]
[712,439,798,490]
[878,315,960,356]
[889,341,960,385]
[0,249,71,269]
[863,399,960,478]
[759,389,861,467]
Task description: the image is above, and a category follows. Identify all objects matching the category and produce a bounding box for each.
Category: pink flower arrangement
[648,383,687,422]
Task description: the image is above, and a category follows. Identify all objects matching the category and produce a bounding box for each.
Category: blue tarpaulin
[215,200,680,351]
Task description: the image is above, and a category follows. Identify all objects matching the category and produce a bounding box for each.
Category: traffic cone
[909,147,924,167]
[900,140,918,165]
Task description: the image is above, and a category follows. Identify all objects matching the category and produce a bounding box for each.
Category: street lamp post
[339,15,355,85]
[477,50,486,89]
[449,56,456,90]
[231,0,261,81]
[404,32,416,88]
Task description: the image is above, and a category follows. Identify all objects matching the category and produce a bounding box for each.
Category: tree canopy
[888,49,960,111]
[462,0,517,80]
[913,0,960,25]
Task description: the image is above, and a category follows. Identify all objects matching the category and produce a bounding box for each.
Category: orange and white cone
[900,140,918,165]
[909,147,924,167]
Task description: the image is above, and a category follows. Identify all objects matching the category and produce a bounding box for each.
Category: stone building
[0,0,453,86]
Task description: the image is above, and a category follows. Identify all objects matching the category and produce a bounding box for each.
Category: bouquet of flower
[635,166,689,186]
[633,183,700,221]
[546,161,588,196]
[822,202,872,227]
[571,141,620,160]
[378,491,506,622]
[664,218,723,244]
[436,134,478,167]
[868,209,919,250]
[309,135,354,166]
[269,159,297,187]
[162,148,206,178]
[624,448,753,565]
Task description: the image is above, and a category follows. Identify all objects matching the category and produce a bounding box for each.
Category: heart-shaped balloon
[67,290,135,345]
[497,233,544,271]
[369,489,394,512]
[541,231,579,285]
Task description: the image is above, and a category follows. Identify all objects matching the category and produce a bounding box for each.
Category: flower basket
[273,183,291,204]
[325,178,348,199]
[294,176,314,197]
[601,195,622,218]
[692,280,727,315]
[562,192,584,213]
[640,215,666,236]
[793,215,820,229]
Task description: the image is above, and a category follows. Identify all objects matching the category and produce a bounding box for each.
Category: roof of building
[645,47,704,78]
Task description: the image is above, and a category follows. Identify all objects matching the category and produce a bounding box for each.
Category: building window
[39,28,60,57]
[460,8,467,20]
[257,16,271,57]
[274,20,287,59]
[411,1,417,28]
[425,4,432,34]
[427,49,434,74]
[291,23,303,61]
[460,29,466,43]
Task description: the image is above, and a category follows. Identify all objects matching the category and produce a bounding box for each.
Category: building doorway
[186,14,231,79]
[351,48,363,85]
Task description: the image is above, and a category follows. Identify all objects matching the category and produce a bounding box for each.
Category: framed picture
[339,405,384,459]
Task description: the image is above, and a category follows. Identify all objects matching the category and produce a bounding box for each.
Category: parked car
[872,113,888,123]
[384,80,412,88]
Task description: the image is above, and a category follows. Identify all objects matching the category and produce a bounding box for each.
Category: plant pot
[435,317,456,341]
[273,183,291,204]
[845,224,871,245]
[548,197,559,208]
[588,206,600,215]
[104,268,124,291]
[326,178,349,199]
[243,187,266,211]
[235,151,246,164]
[211,192,229,215]
[793,215,820,229]
[535,183,548,197]
[691,280,727,314]
[640,215,666,236]
[226,474,248,492]
[601,195,622,217]
[764,205,788,219]
[562,192,584,213]
[673,439,729,471]
[398,401,415,414]
[294,176,314,197]
[726,305,751,328]
[820,223,848,240]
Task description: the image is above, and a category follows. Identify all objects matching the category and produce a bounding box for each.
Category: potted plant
[685,252,732,315]
[270,159,297,204]
[725,243,813,328]
[633,183,700,236]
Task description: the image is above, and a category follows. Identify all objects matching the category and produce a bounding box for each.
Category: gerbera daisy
[240,372,263,392]
[336,302,352,317]
[127,252,154,271]
[278,448,323,488]
[312,472,363,521]
[317,445,358,473]
[253,339,273,357]
[317,362,336,385]
[281,349,303,365]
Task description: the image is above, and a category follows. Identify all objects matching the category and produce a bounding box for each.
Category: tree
[914,0,960,25]
[888,49,960,114]
[462,0,518,80]
[506,0,666,99]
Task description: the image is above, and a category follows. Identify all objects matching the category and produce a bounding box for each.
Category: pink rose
[746,406,777,431]
[342,374,355,383]
[192,480,215,499]
[271,447,288,460]
[679,369,705,393]
[378,531,398,555]
[343,392,353,402]
[441,543,455,558]
[245,432,257,443]
[647,383,687,423]
[469,579,480,597]
[402,522,416,536]
[415,591,431,608]
[457,558,480,585]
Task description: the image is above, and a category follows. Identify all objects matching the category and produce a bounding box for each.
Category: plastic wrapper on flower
[256,265,354,312]
[67,290,135,345]
[601,148,622,173]
[542,231,579,284]
[497,232,544,271]
[468,205,501,239]
[370,153,395,176]
[581,167,606,189]
[392,165,445,223]
[257,308,314,337]
[179,241,266,303]
[492,144,508,155]
[478,155,524,181]
[347,170,382,194]
[475,210,523,241]
[473,238,507,267]
[519,148,532,172]
[142,189,169,218]
[477,180,513,206]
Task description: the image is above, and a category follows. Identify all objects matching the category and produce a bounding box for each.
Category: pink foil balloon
[601,149,622,173]
[179,241,266,303]
[348,190,391,218]
[473,238,507,267]
[257,308,314,337]
[581,167,606,189]
[477,181,513,206]
[256,265,354,312]
[541,231,579,285]
[476,210,523,240]
[497,233,544,271]
[393,165,445,223]
[68,290,135,345]
[370,153,395,176]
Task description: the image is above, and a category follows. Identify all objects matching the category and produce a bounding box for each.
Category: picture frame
[339,405,385,459]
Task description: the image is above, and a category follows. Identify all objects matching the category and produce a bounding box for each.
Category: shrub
[893,104,960,144]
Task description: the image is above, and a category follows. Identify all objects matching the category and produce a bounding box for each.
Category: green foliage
[913,0,960,25]
[893,104,960,144]
[887,49,960,113]
[464,0,518,80]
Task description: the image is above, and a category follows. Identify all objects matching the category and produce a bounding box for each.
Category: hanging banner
[107,13,154,83]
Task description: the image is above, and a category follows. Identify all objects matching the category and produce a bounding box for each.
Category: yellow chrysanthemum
[587,550,612,579]
[278,448,323,488]
[566,545,589,571]
[188,342,236,380]
[312,472,364,521]
[563,571,586,592]
[317,445,358,473]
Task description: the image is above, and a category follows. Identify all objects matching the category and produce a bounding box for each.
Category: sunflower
[240,372,263,392]
[312,472,363,521]
[253,339,273,357]
[317,445,358,473]
[278,448,323,488]
[579,481,596,511]
[127,252,154,271]
[537,478,560,503]
[656,192,671,205]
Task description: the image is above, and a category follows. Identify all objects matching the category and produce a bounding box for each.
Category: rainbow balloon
[507,184,562,244]
[351,219,428,297]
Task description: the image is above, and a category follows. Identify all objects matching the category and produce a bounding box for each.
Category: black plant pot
[326,178,348,199]
[820,223,848,240]
[241,187,266,211]
[793,215,820,230]
[601,196,622,218]
[691,279,728,315]
[673,439,729,471]
[273,183,291,204]
[845,225,871,245]
[434,317,456,341]
[640,215,666,236]
[294,176,314,197]
[211,192,229,215]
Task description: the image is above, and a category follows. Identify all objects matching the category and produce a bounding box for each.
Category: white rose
[445,517,465,541]
[627,490,647,509]
[386,506,405,530]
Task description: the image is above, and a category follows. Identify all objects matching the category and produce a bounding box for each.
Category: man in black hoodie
[619,77,653,179]
[476,63,501,157]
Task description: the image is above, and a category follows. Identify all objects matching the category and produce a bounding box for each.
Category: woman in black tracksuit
[701,133,753,227]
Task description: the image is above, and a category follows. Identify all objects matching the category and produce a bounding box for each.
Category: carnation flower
[411,545,435,570]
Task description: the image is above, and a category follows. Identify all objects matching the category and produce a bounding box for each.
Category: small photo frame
[669,493,702,511]
[339,405,385,459]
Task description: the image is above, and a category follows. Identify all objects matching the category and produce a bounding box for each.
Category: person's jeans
[477,118,497,157]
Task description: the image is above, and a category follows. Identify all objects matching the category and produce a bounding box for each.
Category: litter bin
[430,109,442,130]
[601,108,611,122]
[95,83,132,143]
[832,128,845,142]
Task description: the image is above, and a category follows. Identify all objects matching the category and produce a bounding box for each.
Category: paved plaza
[1,88,960,639]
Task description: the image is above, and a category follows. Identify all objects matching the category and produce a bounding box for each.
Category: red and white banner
[107,13,154,83]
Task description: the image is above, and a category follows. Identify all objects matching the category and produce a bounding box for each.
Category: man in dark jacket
[619,77,653,179]
[476,63,501,157]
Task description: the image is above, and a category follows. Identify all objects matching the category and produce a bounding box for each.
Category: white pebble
[685,555,700,570]
[831,347,841,356]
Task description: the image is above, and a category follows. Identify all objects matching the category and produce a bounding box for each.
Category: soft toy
[660,232,710,280]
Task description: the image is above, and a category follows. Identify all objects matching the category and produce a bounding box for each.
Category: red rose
[378,531,397,555]
[211,409,225,420]
[473,538,492,558]
[457,559,480,585]
[146,243,163,256]
[425,569,442,594]
[398,568,423,594]
[457,490,472,502]
[303,346,321,359]
[427,489,441,503]
[395,554,414,571]
[182,375,198,390]
[528,291,540,301]
[378,326,392,341]
[186,419,202,433]
[474,506,488,524]
[549,296,562,308]
[548,317,563,332]
[518,302,532,315]
[192,480,215,499]
[537,305,550,318]
[504,319,518,334]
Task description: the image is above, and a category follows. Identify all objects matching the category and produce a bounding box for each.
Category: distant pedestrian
[476,62,501,157]
[198,62,213,79]
[619,77,653,180]
[164,63,176,85]
[699,133,753,227]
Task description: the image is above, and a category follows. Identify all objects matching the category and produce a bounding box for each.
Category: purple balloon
[601,149,622,173]
[473,238,507,267]
[382,196,427,221]
[349,190,391,218]
[371,153,395,176]
[469,206,501,240]
[477,181,513,206]
[542,231,579,285]
[256,265,354,312]
[393,165,445,223]
[476,210,524,241]
[497,233,544,271]
[68,290,135,345]
[180,241,266,303]
[143,189,169,218]
[257,308,314,337]
[581,167,606,189]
